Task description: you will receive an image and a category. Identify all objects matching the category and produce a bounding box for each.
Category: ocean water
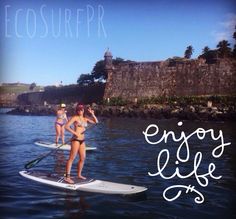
[0,113,236,219]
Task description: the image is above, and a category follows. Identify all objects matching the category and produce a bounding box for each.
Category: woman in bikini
[55,103,68,145]
[64,104,98,183]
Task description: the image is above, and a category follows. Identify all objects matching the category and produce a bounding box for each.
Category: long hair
[75,103,84,114]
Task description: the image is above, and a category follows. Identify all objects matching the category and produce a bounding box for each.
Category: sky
[0,0,235,86]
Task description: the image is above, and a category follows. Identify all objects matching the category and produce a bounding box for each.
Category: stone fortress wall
[3,50,235,107]
[103,50,236,101]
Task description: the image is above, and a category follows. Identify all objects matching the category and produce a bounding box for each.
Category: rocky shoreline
[6,103,236,121]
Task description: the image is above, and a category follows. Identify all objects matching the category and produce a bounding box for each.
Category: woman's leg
[55,124,61,145]
[61,125,65,144]
[65,141,80,183]
[77,142,86,180]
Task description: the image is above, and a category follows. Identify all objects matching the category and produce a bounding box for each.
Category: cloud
[212,32,229,42]
[212,13,236,43]
[220,13,236,30]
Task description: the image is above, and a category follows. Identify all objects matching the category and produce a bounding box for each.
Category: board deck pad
[19,170,147,195]
[34,141,97,151]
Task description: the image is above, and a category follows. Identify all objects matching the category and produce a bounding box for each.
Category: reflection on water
[53,151,66,175]
[0,114,236,219]
[63,194,90,219]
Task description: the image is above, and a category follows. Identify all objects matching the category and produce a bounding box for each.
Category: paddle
[24,139,71,169]
[24,124,97,169]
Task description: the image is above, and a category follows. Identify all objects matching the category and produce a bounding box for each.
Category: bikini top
[57,113,66,120]
[75,118,88,128]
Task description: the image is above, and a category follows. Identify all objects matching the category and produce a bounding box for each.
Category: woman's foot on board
[64,177,74,184]
[78,175,86,180]
[64,174,74,184]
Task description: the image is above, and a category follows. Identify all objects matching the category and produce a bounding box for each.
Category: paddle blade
[24,157,44,169]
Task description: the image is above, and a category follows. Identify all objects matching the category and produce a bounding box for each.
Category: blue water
[0,114,236,219]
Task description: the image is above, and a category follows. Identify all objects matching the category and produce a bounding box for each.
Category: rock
[162,108,171,119]
[91,102,97,107]
[171,109,180,114]
[189,105,195,113]
[6,102,236,121]
[199,108,207,113]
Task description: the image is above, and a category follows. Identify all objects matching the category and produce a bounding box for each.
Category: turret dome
[104,48,112,57]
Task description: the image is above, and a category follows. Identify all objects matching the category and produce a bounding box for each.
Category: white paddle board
[19,170,147,195]
[34,141,97,151]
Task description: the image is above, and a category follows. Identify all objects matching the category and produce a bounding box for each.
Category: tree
[91,60,106,81]
[233,45,236,57]
[29,82,36,91]
[202,46,210,54]
[198,49,218,63]
[113,57,125,64]
[77,73,93,86]
[233,26,236,58]
[91,57,127,82]
[216,40,231,58]
[77,57,128,85]
[77,60,106,85]
[184,45,194,59]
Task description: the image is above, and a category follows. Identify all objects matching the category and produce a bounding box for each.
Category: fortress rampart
[104,52,236,101]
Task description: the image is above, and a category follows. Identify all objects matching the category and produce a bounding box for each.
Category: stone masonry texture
[104,58,236,101]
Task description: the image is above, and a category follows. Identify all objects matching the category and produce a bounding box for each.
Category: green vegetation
[77,74,94,86]
[217,40,232,58]
[199,40,232,63]
[137,95,236,106]
[91,60,106,81]
[232,25,236,58]
[103,97,131,106]
[198,49,218,63]
[184,45,194,59]
[0,83,43,95]
[101,95,236,107]
[202,46,210,54]
[77,57,128,86]
[29,82,37,91]
[199,27,236,62]
[167,56,188,66]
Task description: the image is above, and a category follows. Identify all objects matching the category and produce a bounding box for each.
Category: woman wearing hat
[55,103,68,145]
[64,104,98,183]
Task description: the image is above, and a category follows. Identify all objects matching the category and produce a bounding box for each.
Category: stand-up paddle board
[19,170,147,195]
[34,141,97,151]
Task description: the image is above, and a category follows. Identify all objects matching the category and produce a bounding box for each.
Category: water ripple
[0,115,236,218]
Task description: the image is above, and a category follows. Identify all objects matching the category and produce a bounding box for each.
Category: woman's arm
[56,110,59,117]
[86,108,98,124]
[65,112,68,122]
[65,116,79,137]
